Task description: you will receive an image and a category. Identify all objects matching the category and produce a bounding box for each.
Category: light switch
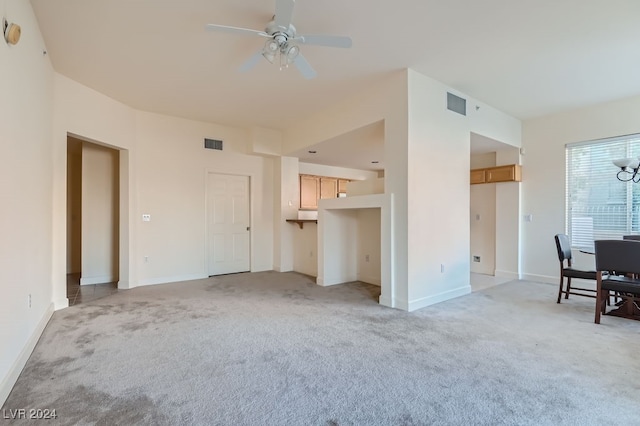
[525,214,533,222]
[142,214,151,222]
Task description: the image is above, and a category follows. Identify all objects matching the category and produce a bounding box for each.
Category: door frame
[65,132,131,290]
[205,171,252,276]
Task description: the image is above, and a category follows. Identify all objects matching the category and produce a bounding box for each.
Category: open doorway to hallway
[66,136,120,305]
[469,133,521,292]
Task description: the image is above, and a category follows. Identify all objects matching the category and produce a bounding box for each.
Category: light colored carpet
[3,271,640,425]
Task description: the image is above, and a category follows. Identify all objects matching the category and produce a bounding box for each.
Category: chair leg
[557,275,565,304]
[565,277,571,299]
[595,289,602,324]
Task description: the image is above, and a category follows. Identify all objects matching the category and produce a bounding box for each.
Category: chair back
[594,240,640,274]
[555,234,572,263]
[622,235,640,241]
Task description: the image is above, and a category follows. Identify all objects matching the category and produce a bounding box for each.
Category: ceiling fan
[205,0,352,79]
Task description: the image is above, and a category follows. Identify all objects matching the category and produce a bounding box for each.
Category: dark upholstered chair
[554,234,597,303]
[594,240,640,324]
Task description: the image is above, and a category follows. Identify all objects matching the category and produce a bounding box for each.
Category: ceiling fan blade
[239,49,265,73]
[274,0,295,29]
[205,24,269,38]
[294,53,317,80]
[296,34,352,48]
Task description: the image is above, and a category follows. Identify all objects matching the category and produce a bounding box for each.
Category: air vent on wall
[447,92,466,116]
[204,138,223,150]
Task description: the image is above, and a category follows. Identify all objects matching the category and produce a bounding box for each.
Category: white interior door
[207,173,250,275]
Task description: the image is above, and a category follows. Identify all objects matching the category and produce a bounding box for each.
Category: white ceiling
[291,121,385,172]
[30,0,640,169]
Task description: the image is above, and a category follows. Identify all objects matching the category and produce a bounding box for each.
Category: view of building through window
[566,134,640,248]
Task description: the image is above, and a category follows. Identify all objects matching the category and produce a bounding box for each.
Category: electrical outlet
[142,214,151,222]
[365,254,370,262]
[144,256,149,263]
[309,250,313,257]
[473,255,481,262]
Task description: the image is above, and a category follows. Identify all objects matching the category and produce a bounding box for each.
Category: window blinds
[566,134,640,248]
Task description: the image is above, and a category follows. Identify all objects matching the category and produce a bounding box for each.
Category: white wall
[317,194,391,306]
[357,208,382,285]
[285,71,409,307]
[292,224,318,277]
[0,0,55,406]
[51,75,276,292]
[406,72,472,309]
[292,162,378,276]
[52,73,137,300]
[286,69,521,311]
[405,70,521,310]
[319,210,359,284]
[299,162,379,181]
[522,94,640,282]
[134,111,274,285]
[273,156,299,272]
[81,142,119,285]
[494,148,522,279]
[470,153,496,275]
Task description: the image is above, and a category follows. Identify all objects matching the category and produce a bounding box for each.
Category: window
[566,134,640,248]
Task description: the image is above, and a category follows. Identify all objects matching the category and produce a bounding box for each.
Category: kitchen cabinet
[470,169,486,184]
[300,175,353,209]
[470,164,521,185]
[300,175,320,209]
[320,177,338,199]
[338,179,349,194]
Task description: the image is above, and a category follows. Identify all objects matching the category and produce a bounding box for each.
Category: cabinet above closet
[470,164,521,185]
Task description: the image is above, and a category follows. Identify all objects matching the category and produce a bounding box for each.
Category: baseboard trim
[0,303,54,407]
[80,276,114,285]
[358,275,381,286]
[521,273,556,284]
[316,275,358,287]
[407,285,472,312]
[378,295,394,308]
[54,297,69,310]
[137,273,208,287]
[494,270,520,280]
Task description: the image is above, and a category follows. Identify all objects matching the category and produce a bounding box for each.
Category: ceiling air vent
[447,92,466,116]
[204,138,223,150]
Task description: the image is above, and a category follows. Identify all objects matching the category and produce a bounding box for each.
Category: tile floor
[66,273,119,306]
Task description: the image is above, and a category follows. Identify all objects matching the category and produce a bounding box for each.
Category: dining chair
[594,239,640,324]
[554,234,597,303]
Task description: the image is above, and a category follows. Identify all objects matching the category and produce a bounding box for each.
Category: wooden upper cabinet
[300,175,320,209]
[471,164,521,185]
[320,177,338,199]
[470,169,486,185]
[486,165,521,183]
[300,175,352,209]
[338,179,349,193]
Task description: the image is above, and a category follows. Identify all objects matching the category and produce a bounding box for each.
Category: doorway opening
[66,136,120,305]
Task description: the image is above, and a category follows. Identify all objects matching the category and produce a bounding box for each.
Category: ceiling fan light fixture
[285,44,299,62]
[262,39,279,63]
[265,39,279,52]
[205,0,350,79]
[262,50,276,64]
